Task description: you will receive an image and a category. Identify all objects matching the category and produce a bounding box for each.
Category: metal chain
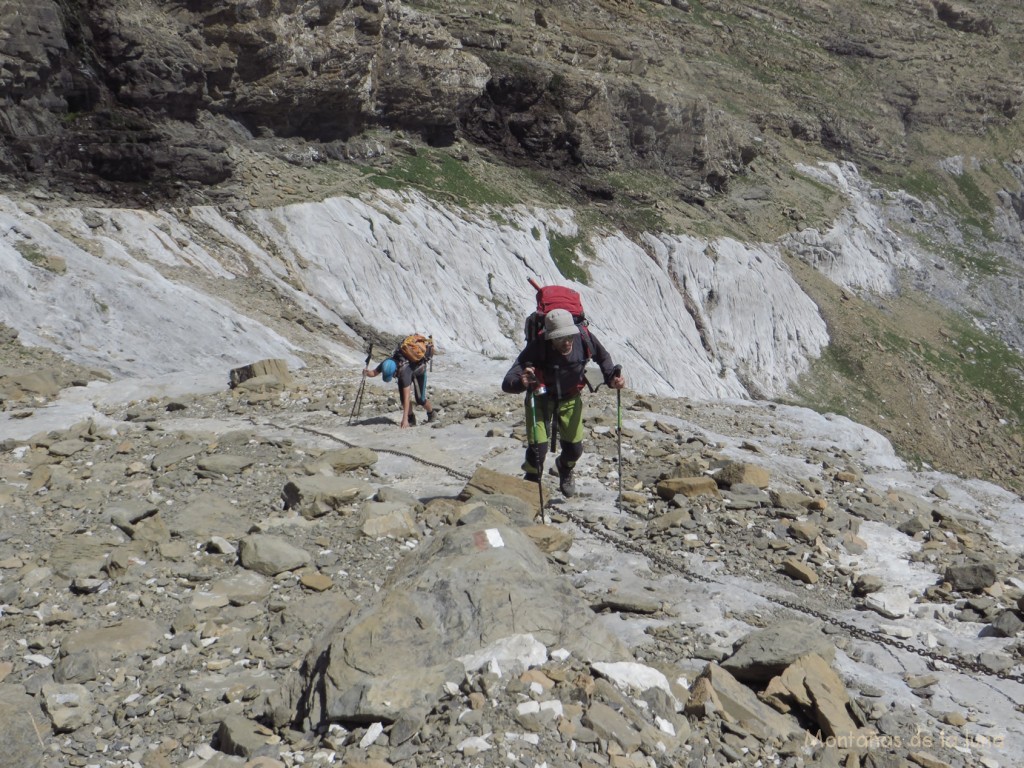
[253,415,1024,686]
[558,508,1024,686]
[256,418,473,481]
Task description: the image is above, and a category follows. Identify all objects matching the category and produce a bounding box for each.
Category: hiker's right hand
[521,367,536,388]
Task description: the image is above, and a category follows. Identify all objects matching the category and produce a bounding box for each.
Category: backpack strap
[579,326,594,361]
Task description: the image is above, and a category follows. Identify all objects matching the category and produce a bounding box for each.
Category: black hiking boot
[408,412,417,426]
[523,472,541,483]
[426,409,437,424]
[556,457,576,498]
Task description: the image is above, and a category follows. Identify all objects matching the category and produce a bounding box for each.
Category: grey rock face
[285,520,630,734]
[944,563,998,592]
[0,686,46,768]
[6,0,1020,210]
[721,620,835,683]
[238,533,312,575]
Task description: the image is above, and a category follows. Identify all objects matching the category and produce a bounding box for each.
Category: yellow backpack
[399,334,433,364]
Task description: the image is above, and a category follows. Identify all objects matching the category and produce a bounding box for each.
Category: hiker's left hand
[609,373,626,389]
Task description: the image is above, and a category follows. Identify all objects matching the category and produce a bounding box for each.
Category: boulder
[197,454,255,476]
[715,462,770,489]
[41,682,94,733]
[305,447,378,474]
[0,369,61,401]
[721,620,835,683]
[282,475,375,518]
[216,715,280,759]
[360,501,419,539]
[61,619,165,660]
[944,563,997,592]
[165,492,253,540]
[684,663,802,739]
[762,653,874,745]
[583,700,643,752]
[0,685,46,767]
[238,534,311,576]
[229,359,291,389]
[656,476,720,500]
[783,557,819,584]
[458,467,543,517]
[275,522,631,738]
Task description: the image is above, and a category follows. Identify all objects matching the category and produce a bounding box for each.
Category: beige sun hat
[543,308,580,340]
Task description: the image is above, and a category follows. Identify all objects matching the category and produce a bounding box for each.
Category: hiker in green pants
[502,309,625,497]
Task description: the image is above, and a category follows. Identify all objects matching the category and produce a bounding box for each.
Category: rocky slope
[2,350,1024,768]
[3,3,1024,764]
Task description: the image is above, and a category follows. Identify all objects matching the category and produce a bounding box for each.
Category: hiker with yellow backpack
[363,334,437,428]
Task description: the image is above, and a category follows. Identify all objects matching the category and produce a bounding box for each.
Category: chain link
[257,416,1024,686]
[258,418,474,481]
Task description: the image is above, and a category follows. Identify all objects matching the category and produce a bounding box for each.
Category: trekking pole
[349,343,373,424]
[612,365,623,511]
[549,364,561,454]
[528,389,545,518]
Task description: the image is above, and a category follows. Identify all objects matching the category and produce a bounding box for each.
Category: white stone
[656,716,676,735]
[457,736,492,754]
[863,591,913,619]
[458,633,547,675]
[359,722,384,748]
[592,661,678,705]
[878,623,913,639]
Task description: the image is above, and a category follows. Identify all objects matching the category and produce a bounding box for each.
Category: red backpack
[523,279,593,361]
[523,280,587,342]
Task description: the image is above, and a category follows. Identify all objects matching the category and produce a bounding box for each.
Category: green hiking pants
[523,393,585,477]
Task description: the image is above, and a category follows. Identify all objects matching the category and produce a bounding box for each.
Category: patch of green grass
[14,242,67,274]
[787,342,882,419]
[890,168,943,201]
[920,319,1024,425]
[905,229,1005,277]
[548,232,590,284]
[951,171,996,239]
[599,172,673,234]
[952,171,993,216]
[15,242,48,267]
[360,150,518,207]
[881,167,996,241]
